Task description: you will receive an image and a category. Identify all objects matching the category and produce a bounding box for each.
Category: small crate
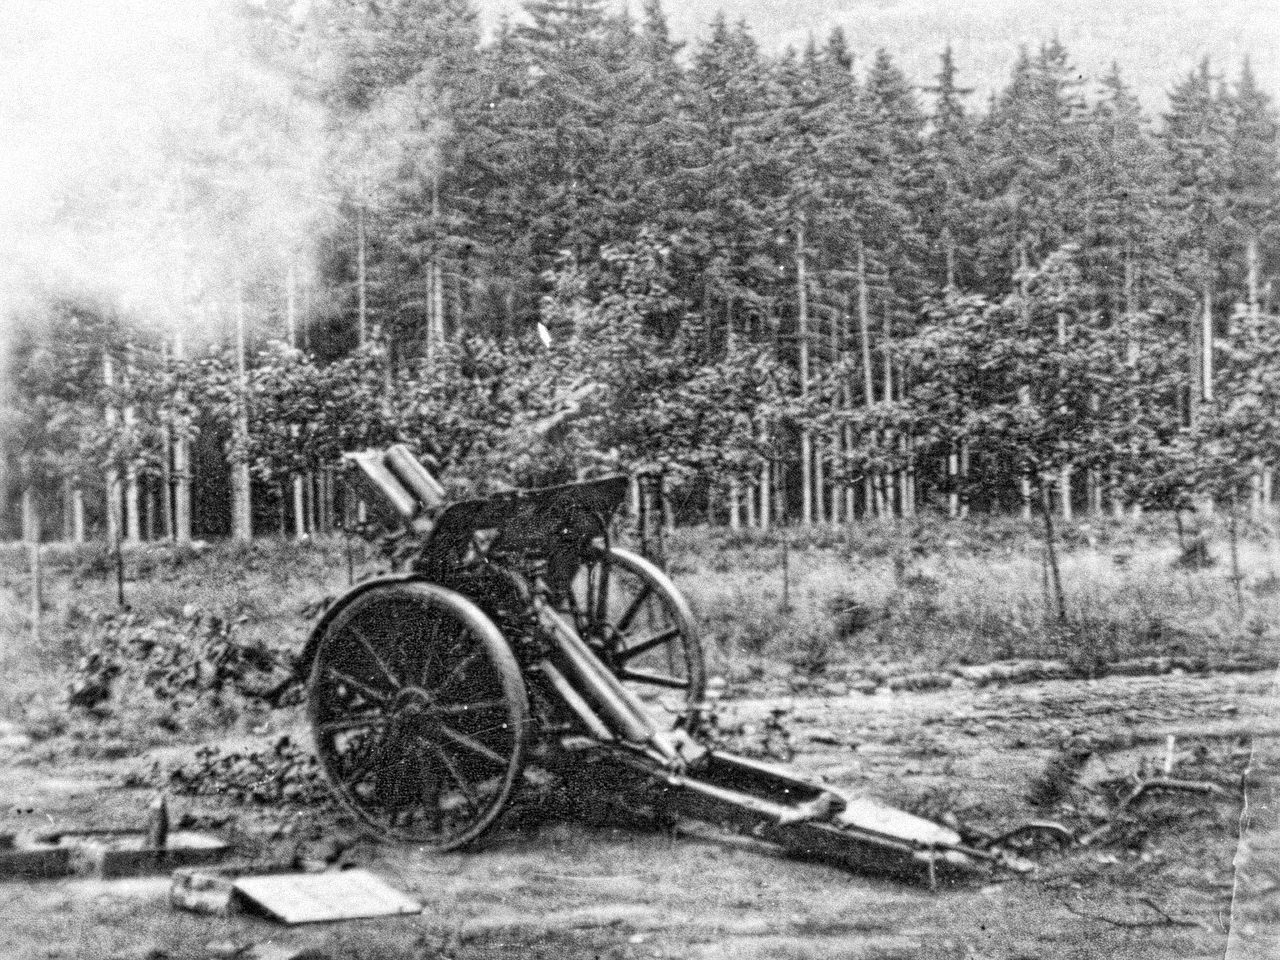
[170,861,294,916]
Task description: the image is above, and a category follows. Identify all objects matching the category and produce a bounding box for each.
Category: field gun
[296,446,1036,885]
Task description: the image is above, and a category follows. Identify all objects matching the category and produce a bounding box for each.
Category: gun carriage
[296,446,1036,884]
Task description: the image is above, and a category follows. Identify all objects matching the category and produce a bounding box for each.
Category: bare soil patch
[0,668,1267,960]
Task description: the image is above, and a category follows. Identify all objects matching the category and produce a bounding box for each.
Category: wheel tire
[307,581,528,850]
[570,547,705,730]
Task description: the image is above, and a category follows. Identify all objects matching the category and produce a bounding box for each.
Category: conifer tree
[1163,58,1233,421]
[1223,60,1279,316]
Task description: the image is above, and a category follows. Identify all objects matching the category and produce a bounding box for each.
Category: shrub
[64,605,295,728]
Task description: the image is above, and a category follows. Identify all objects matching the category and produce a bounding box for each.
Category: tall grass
[2,513,1278,724]
[661,515,1280,681]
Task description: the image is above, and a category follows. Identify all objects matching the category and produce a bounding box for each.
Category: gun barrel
[385,444,446,512]
[345,451,420,521]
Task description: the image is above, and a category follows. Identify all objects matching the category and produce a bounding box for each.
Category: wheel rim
[308,582,527,849]
[570,547,705,727]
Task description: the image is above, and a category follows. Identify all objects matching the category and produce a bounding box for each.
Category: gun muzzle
[385,444,446,512]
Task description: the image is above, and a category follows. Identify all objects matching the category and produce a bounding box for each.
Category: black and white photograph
[1,1,1278,957]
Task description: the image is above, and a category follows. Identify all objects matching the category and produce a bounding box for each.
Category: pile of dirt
[161,736,333,808]
[66,606,296,719]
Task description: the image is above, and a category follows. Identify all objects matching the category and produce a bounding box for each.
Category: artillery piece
[296,446,1034,885]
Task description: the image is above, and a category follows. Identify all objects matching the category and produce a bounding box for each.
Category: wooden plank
[232,869,422,924]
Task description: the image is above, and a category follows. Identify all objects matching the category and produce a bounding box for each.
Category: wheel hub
[389,686,441,741]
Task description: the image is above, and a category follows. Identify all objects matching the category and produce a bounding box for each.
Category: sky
[481,0,1280,109]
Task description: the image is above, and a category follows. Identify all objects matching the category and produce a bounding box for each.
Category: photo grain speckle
[2,2,1277,957]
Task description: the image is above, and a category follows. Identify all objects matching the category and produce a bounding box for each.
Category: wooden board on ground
[232,869,422,924]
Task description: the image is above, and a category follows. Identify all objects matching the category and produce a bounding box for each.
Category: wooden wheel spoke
[346,624,404,691]
[338,743,381,787]
[319,714,388,735]
[417,614,452,685]
[323,666,392,705]
[619,668,689,690]
[429,650,483,699]
[438,724,507,766]
[615,584,653,633]
[308,582,528,851]
[433,698,510,717]
[429,743,480,809]
[618,627,680,663]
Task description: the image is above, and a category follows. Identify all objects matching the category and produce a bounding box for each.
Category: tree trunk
[431,173,446,347]
[293,463,306,539]
[25,488,41,643]
[1228,495,1244,613]
[289,266,305,541]
[1201,284,1214,403]
[356,206,368,347]
[1055,311,1072,520]
[1037,481,1067,622]
[943,227,956,291]
[313,469,325,535]
[21,485,37,544]
[172,332,192,544]
[1247,234,1260,319]
[1247,237,1267,510]
[728,478,741,529]
[759,454,771,530]
[882,301,894,518]
[899,434,912,517]
[60,476,73,541]
[159,340,173,540]
[103,352,121,547]
[145,478,158,541]
[797,224,812,525]
[123,344,141,544]
[231,282,253,543]
[326,467,336,533]
[72,482,86,543]
[857,242,875,517]
[948,444,960,519]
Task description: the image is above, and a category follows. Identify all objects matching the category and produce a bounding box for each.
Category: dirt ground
[2,667,1274,960]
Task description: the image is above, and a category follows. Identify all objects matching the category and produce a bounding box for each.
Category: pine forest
[4,0,1279,549]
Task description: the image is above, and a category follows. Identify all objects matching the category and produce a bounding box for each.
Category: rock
[205,942,248,959]
[721,917,773,936]
[805,728,843,746]
[821,682,849,697]
[955,660,1071,687]
[1106,657,1172,678]
[888,672,954,693]
[248,948,331,960]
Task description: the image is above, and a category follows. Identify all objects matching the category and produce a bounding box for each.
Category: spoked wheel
[307,581,528,849]
[569,547,705,729]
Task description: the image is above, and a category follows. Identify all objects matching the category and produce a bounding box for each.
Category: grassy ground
[0,514,1275,959]
[668,514,1280,684]
[0,669,1265,960]
[3,512,1278,729]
